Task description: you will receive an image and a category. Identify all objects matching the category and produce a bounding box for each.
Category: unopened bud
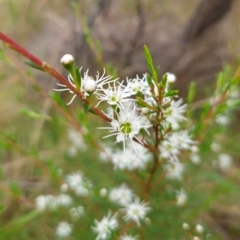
[100,188,107,197]
[196,224,204,233]
[166,72,176,83]
[141,107,150,114]
[61,54,75,65]
[182,222,190,230]
[83,78,97,92]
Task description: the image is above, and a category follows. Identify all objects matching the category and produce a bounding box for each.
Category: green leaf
[9,210,41,228]
[187,82,196,103]
[75,66,81,88]
[82,102,89,112]
[25,61,43,71]
[49,92,67,109]
[19,108,52,120]
[143,45,155,75]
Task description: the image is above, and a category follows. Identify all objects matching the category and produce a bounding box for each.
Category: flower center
[120,122,132,134]
[110,95,117,103]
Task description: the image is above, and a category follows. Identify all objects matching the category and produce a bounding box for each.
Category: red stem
[0,32,42,66]
[0,32,156,149]
[0,31,111,122]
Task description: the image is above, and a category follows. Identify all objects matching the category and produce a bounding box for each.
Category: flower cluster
[50,54,198,239]
[54,54,194,158]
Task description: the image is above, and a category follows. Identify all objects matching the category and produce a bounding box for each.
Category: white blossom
[217,153,233,171]
[95,81,130,109]
[35,195,54,211]
[55,222,72,238]
[193,236,200,240]
[65,172,92,196]
[100,188,108,197]
[215,114,230,125]
[162,98,186,129]
[165,161,184,180]
[69,206,85,220]
[123,74,150,96]
[159,138,180,162]
[123,198,151,227]
[35,194,72,211]
[120,234,138,240]
[92,211,118,240]
[55,194,72,207]
[190,153,201,164]
[196,224,204,233]
[109,184,134,206]
[182,222,190,230]
[60,54,74,65]
[54,68,115,105]
[176,189,187,206]
[67,129,86,156]
[159,131,195,162]
[112,143,151,170]
[166,72,176,83]
[211,142,221,152]
[99,104,151,150]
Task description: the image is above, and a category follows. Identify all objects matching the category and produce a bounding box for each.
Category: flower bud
[182,222,190,230]
[166,72,176,83]
[100,188,108,197]
[83,78,97,92]
[61,54,75,65]
[141,107,150,114]
[196,224,204,233]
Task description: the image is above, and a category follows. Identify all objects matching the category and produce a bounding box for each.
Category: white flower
[123,74,150,96]
[95,81,130,109]
[166,72,176,83]
[211,142,221,152]
[100,103,151,150]
[190,153,201,164]
[109,184,134,206]
[69,206,85,220]
[182,222,190,230]
[196,224,204,233]
[61,54,74,65]
[35,194,73,211]
[215,114,230,125]
[35,195,54,211]
[67,129,86,156]
[92,211,118,240]
[112,144,151,170]
[55,194,72,207]
[55,222,72,238]
[159,139,180,162]
[60,183,68,192]
[100,188,108,197]
[65,172,92,196]
[218,153,233,170]
[159,131,194,162]
[120,234,138,240]
[165,162,184,180]
[162,98,186,129]
[123,198,151,227]
[176,189,187,206]
[193,236,200,240]
[169,131,195,150]
[99,145,113,162]
[54,68,115,105]
[191,145,199,153]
